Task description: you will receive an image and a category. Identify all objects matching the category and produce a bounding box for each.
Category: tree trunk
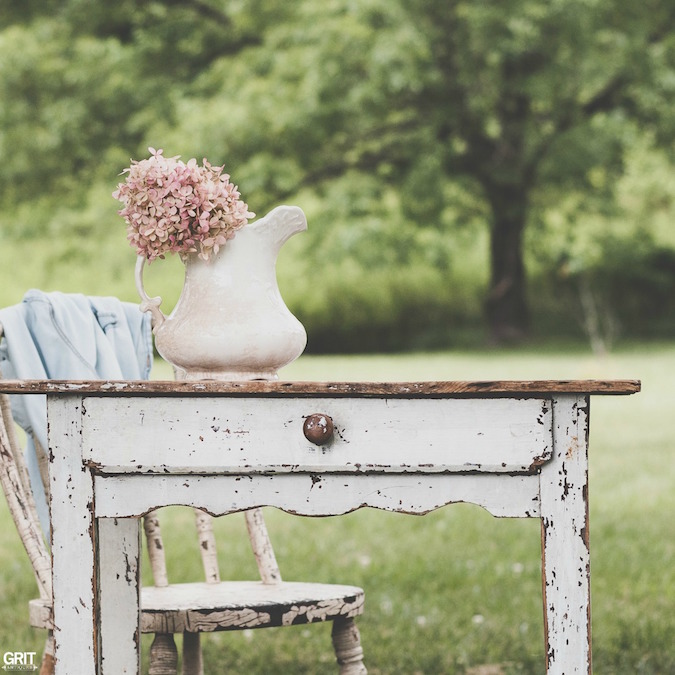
[485,188,530,344]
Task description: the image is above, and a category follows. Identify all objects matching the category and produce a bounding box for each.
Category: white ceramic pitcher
[135,205,308,380]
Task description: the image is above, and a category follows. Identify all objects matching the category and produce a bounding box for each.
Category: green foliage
[525,135,675,344]
[1,0,675,349]
[0,23,145,219]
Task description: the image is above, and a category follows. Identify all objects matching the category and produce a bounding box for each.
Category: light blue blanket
[0,290,153,532]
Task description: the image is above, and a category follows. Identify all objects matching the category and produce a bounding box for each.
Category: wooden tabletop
[0,379,641,397]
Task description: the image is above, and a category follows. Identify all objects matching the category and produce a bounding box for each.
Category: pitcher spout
[250,205,307,252]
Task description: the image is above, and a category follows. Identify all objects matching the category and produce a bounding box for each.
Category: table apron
[92,472,542,519]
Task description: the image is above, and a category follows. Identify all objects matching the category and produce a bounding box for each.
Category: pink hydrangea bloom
[113,148,254,262]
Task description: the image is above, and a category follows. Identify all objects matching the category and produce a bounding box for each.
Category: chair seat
[141,581,365,633]
[29,581,365,634]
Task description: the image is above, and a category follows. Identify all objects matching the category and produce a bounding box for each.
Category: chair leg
[39,632,55,675]
[149,633,178,675]
[182,632,203,675]
[331,618,367,674]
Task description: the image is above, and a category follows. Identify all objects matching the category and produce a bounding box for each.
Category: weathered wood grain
[0,378,641,396]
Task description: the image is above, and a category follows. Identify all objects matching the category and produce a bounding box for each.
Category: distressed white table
[0,379,640,674]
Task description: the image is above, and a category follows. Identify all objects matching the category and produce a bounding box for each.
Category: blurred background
[1,2,675,673]
[1,0,674,353]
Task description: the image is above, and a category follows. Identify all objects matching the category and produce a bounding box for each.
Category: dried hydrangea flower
[113,147,254,262]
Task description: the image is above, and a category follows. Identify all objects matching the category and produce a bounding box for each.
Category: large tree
[174,0,675,342]
[409,0,675,341]
[293,0,674,341]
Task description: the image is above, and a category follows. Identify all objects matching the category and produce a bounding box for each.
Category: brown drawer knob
[303,414,334,445]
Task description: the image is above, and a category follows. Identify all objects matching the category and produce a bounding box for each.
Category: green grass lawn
[1,344,673,673]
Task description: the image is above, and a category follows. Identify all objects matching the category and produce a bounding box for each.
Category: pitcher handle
[135,256,166,329]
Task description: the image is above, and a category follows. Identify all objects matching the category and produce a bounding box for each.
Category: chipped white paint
[139,581,364,633]
[81,396,553,474]
[39,383,637,673]
[98,518,141,674]
[194,509,221,584]
[244,508,282,584]
[94,472,541,519]
[540,395,592,674]
[48,395,97,675]
[0,393,51,600]
[332,618,367,675]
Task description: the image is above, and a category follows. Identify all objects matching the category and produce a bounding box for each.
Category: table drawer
[81,396,552,474]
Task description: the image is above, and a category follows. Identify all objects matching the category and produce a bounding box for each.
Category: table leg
[48,396,97,674]
[540,395,592,674]
[98,517,141,674]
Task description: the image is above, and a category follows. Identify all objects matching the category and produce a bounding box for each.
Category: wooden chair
[0,323,367,675]
[140,506,366,675]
